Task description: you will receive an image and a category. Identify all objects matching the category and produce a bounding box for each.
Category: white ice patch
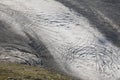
[0,0,120,80]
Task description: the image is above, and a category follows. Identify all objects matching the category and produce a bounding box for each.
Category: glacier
[0,0,120,80]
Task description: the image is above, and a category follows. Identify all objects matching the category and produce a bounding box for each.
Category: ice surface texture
[0,0,120,80]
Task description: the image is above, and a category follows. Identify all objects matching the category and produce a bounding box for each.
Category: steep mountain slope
[0,62,72,80]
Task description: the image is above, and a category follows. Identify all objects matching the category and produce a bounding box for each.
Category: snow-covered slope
[0,0,120,80]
